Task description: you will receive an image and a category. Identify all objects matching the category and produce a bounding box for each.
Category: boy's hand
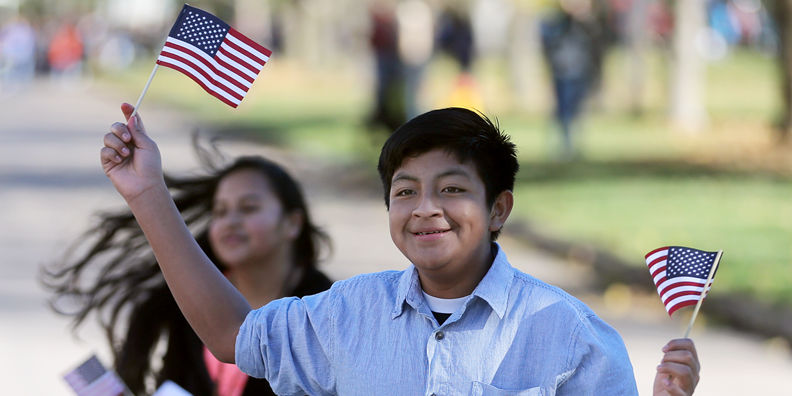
[100,103,164,203]
[653,338,700,396]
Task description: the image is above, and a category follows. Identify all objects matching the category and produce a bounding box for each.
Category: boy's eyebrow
[391,173,418,184]
[391,168,472,184]
[437,168,472,179]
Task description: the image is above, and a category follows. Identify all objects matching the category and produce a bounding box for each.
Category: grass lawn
[513,161,792,303]
[101,47,792,305]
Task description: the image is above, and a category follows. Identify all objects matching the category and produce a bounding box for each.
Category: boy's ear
[489,190,514,233]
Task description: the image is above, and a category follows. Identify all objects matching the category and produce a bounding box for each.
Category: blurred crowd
[0,0,781,142]
[0,11,137,93]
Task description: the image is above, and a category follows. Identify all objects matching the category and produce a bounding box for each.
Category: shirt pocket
[470,381,550,396]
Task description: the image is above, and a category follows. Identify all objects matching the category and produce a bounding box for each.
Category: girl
[44,147,333,396]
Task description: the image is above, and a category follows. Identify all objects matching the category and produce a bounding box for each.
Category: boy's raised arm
[100,103,251,362]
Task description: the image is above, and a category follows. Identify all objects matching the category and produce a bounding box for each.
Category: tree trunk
[669,0,707,132]
[507,5,542,112]
[626,0,651,116]
[234,0,272,45]
[768,0,792,141]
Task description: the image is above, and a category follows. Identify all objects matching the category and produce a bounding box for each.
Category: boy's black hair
[377,107,519,240]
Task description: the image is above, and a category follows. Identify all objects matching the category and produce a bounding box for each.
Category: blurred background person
[0,15,36,94]
[396,0,433,119]
[540,0,604,159]
[43,144,333,396]
[367,0,406,134]
[437,3,482,111]
[47,20,83,85]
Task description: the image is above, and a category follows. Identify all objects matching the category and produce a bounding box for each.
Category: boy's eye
[394,189,414,197]
[442,186,464,193]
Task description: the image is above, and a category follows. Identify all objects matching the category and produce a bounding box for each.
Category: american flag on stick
[154,4,271,108]
[63,355,128,396]
[645,246,721,317]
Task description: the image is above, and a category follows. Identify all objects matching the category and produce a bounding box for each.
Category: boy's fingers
[104,132,130,158]
[655,339,699,396]
[129,113,146,137]
[100,146,123,165]
[657,361,695,378]
[657,361,698,393]
[661,349,698,368]
[109,122,132,143]
[664,338,697,356]
[658,384,687,396]
[121,102,135,121]
[662,339,699,372]
[120,102,148,139]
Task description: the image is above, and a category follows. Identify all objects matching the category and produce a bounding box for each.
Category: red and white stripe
[645,247,712,316]
[156,28,271,108]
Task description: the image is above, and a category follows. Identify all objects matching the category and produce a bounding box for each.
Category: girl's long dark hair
[41,144,330,395]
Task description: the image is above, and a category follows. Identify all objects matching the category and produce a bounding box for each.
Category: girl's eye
[240,204,260,214]
[211,207,226,218]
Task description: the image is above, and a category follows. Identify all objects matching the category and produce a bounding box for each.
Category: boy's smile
[388,149,504,298]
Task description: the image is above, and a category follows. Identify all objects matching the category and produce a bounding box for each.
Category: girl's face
[208,168,301,270]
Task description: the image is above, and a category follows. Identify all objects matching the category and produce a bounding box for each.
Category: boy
[101,104,699,395]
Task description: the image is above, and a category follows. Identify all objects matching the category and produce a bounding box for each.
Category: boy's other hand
[100,103,164,203]
[653,338,700,396]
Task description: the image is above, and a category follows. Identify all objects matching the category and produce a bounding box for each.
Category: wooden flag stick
[129,64,159,120]
[683,250,723,338]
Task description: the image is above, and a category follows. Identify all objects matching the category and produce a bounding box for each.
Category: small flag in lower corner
[63,355,127,396]
[153,380,193,396]
[156,4,272,108]
[645,246,720,316]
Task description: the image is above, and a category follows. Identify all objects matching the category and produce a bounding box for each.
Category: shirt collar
[391,243,515,319]
[470,243,513,319]
[392,263,423,319]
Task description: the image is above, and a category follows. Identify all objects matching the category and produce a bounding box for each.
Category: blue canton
[168,5,229,56]
[667,246,718,279]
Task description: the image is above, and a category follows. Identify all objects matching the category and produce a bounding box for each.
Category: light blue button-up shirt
[236,244,638,395]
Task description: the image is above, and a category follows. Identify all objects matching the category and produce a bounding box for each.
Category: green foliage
[513,164,792,304]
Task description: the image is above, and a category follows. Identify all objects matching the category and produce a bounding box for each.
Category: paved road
[1,80,790,395]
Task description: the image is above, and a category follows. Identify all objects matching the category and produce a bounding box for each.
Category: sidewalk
[1,79,790,395]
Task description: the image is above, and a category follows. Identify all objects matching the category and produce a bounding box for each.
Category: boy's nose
[412,193,441,217]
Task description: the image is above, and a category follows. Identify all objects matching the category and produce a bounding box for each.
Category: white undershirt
[421,291,468,314]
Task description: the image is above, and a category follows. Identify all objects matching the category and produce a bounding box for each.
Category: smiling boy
[387,148,503,299]
[102,104,699,395]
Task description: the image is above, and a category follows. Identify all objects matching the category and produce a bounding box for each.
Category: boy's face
[388,149,498,282]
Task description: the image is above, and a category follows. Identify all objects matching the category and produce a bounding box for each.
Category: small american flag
[645,246,720,316]
[156,4,272,108]
[63,355,127,396]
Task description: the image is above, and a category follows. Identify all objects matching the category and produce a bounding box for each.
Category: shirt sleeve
[557,314,639,395]
[235,289,336,395]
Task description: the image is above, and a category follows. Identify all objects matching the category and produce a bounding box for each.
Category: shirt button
[435,331,444,341]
